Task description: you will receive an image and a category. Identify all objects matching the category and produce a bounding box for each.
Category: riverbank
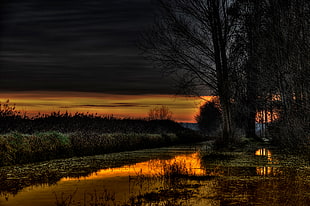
[0,110,205,166]
[0,129,204,167]
[0,142,207,195]
[1,141,309,206]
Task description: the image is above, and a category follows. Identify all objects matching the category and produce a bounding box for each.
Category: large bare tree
[141,0,242,143]
[142,0,309,148]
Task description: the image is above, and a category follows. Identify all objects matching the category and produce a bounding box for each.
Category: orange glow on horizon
[0,91,213,122]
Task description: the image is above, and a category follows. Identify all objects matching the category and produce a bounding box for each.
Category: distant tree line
[142,0,309,148]
[0,108,179,135]
[148,105,173,120]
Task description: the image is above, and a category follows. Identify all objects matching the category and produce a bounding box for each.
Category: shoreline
[0,141,208,195]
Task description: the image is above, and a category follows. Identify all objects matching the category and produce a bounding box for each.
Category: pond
[0,142,309,206]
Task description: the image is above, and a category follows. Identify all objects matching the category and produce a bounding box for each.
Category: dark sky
[0,0,174,95]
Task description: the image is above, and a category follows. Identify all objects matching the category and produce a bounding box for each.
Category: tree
[257,0,310,147]
[142,0,309,148]
[196,99,221,134]
[142,0,242,143]
[235,0,310,145]
[229,0,266,140]
[148,105,173,120]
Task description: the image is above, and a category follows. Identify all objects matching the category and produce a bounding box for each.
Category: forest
[141,0,309,150]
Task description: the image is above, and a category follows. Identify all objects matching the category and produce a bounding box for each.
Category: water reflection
[255,148,272,158]
[255,148,280,176]
[0,144,309,206]
[0,152,206,206]
[61,152,205,182]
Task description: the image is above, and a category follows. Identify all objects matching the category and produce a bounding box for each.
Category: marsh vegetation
[0,103,204,166]
[0,142,309,206]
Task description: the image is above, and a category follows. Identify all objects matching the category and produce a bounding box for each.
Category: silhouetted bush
[195,100,222,135]
[268,118,310,154]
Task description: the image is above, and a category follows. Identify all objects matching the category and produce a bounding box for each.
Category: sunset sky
[0,0,210,122]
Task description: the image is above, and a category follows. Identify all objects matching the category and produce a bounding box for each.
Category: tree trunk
[245,63,258,139]
[220,97,233,142]
[244,1,261,140]
[246,108,257,139]
[210,0,234,143]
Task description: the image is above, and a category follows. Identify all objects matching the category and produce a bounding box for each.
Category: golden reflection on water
[1,147,309,206]
[61,152,205,182]
[255,148,272,157]
[255,148,280,176]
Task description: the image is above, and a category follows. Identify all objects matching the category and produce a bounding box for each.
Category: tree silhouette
[148,105,173,120]
[142,0,242,143]
[196,99,221,134]
[142,0,310,148]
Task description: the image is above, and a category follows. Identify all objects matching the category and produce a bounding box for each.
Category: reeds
[0,109,188,135]
[0,132,71,165]
[54,189,77,206]
[0,132,198,166]
[0,107,204,166]
[69,132,178,157]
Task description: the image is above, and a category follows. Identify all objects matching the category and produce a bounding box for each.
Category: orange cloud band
[0,91,212,122]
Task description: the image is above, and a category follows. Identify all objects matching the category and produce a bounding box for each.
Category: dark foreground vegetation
[0,103,204,166]
[0,131,203,167]
[0,101,187,134]
[1,141,308,205]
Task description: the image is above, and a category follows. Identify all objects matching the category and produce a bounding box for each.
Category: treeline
[0,102,186,135]
[142,0,310,149]
[232,0,310,149]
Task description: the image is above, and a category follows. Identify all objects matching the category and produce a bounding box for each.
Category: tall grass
[0,132,71,165]
[0,104,204,166]
[0,109,187,135]
[0,131,201,166]
[69,132,178,156]
[53,188,183,206]
[53,189,77,206]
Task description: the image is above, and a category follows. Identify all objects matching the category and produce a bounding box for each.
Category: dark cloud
[78,103,147,108]
[0,0,174,95]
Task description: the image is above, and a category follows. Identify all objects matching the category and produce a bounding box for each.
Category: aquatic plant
[86,189,116,205]
[54,189,77,206]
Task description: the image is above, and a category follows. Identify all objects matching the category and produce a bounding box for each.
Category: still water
[0,142,309,206]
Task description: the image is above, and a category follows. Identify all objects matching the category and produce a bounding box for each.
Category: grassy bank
[0,108,205,166]
[0,130,203,166]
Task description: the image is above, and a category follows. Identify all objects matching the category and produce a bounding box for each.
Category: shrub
[195,100,222,135]
[268,118,310,153]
